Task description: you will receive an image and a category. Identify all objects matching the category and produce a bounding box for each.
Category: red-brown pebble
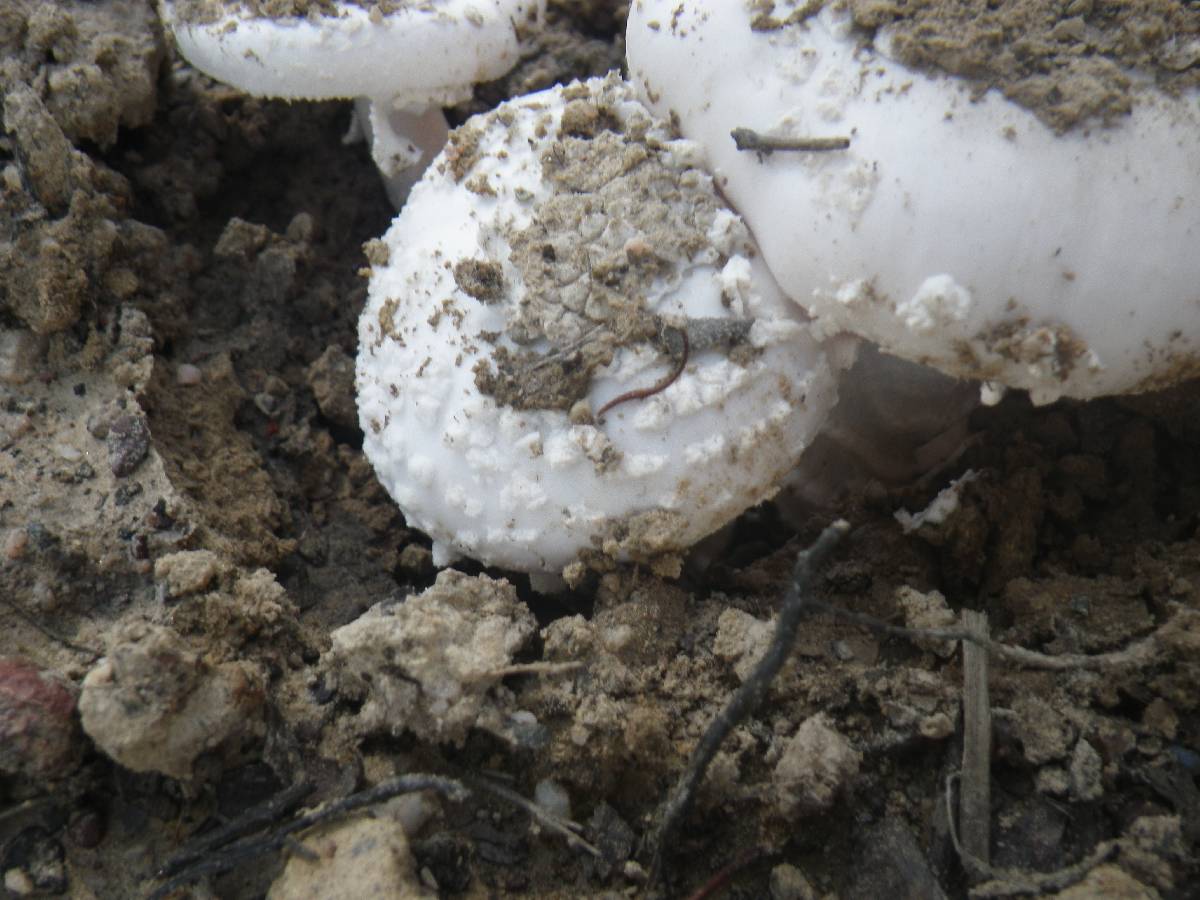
[4,528,27,560]
[0,657,82,780]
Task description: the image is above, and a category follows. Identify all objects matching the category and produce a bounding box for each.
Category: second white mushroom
[356,74,841,576]
[160,0,543,205]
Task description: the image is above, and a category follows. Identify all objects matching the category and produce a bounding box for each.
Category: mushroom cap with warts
[627,1,1200,404]
[355,74,840,575]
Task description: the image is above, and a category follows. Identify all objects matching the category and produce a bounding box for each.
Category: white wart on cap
[160,0,542,204]
[356,74,839,575]
[627,1,1200,404]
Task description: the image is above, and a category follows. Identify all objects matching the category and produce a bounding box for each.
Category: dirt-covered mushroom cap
[356,74,840,575]
[627,1,1200,404]
[159,0,542,203]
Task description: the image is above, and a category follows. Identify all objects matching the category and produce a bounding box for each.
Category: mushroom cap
[627,2,1200,403]
[160,0,540,107]
[356,74,839,574]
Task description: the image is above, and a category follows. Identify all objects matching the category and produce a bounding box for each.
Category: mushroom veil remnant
[159,0,543,205]
[356,74,840,576]
[627,1,1200,404]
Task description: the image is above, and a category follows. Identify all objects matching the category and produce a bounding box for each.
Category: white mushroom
[355,74,840,576]
[627,1,1200,404]
[159,0,543,205]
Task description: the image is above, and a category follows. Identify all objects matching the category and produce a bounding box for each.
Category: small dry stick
[731,127,851,156]
[647,520,850,885]
[526,324,604,372]
[596,328,689,420]
[0,797,52,828]
[465,775,601,857]
[959,610,992,875]
[801,601,1163,672]
[148,775,468,899]
[157,780,316,878]
[470,660,584,682]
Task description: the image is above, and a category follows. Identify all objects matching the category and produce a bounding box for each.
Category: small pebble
[30,578,59,613]
[0,329,44,386]
[66,809,105,849]
[534,778,571,820]
[3,868,33,896]
[623,861,648,882]
[176,363,203,385]
[568,399,593,425]
[85,413,109,439]
[2,163,22,191]
[253,392,278,416]
[770,863,817,900]
[306,346,357,428]
[420,867,439,891]
[286,211,317,243]
[4,529,27,560]
[106,414,150,477]
[113,482,143,506]
[0,411,33,445]
[398,543,433,574]
[387,791,437,836]
[830,639,855,661]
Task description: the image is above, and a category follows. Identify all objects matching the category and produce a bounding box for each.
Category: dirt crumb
[772,713,861,816]
[77,621,265,779]
[325,571,537,746]
[452,258,506,303]
[2,0,163,147]
[306,344,358,428]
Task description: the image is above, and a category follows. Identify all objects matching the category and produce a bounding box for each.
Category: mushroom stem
[351,98,449,208]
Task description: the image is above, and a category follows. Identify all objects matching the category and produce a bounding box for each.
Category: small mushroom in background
[627,1,1200,405]
[355,74,841,578]
[158,0,544,206]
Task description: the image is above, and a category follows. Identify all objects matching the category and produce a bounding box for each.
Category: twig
[596,327,689,420]
[472,660,584,681]
[0,797,53,827]
[944,775,1116,896]
[156,781,316,878]
[465,775,601,857]
[148,775,468,898]
[647,520,850,885]
[280,836,319,862]
[525,324,604,372]
[959,610,991,874]
[802,600,1163,671]
[731,127,850,156]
